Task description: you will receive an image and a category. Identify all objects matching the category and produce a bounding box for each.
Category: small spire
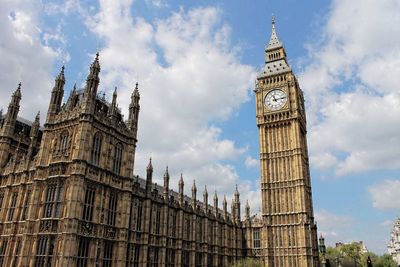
[179,173,184,185]
[214,190,218,200]
[89,52,101,74]
[146,157,153,171]
[35,111,40,121]
[234,184,240,198]
[192,179,197,191]
[14,83,22,98]
[203,185,208,196]
[164,166,169,178]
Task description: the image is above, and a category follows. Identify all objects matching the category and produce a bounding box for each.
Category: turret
[163,166,169,200]
[223,195,227,220]
[82,53,100,113]
[1,83,21,136]
[214,191,218,216]
[27,111,40,160]
[203,185,208,212]
[128,82,140,137]
[245,200,250,220]
[86,52,100,96]
[108,87,118,117]
[192,180,197,209]
[234,185,241,222]
[179,173,184,205]
[146,158,153,192]
[46,66,65,122]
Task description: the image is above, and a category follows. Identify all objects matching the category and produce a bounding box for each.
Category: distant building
[335,241,368,253]
[388,217,400,265]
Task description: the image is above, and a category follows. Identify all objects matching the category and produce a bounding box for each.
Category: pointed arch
[113,143,122,174]
[91,132,102,166]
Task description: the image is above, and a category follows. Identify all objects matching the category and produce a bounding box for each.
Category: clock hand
[272,95,278,102]
[276,96,287,100]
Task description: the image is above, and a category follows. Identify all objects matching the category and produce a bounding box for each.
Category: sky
[0,0,399,254]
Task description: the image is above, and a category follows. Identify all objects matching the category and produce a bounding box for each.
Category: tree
[324,244,398,267]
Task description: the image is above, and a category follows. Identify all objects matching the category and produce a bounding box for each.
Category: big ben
[255,18,319,266]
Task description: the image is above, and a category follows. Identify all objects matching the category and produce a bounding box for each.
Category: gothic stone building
[0,19,319,267]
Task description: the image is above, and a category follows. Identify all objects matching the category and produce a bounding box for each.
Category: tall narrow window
[43,181,64,218]
[77,237,90,267]
[106,192,117,226]
[154,205,161,235]
[153,248,159,267]
[136,200,142,231]
[8,192,18,221]
[112,143,122,174]
[82,186,95,222]
[35,235,56,267]
[182,251,190,267]
[253,229,261,248]
[13,238,21,267]
[59,131,69,154]
[91,133,102,166]
[103,241,113,267]
[21,189,31,220]
[170,211,177,237]
[134,245,140,267]
[0,192,4,218]
[0,240,7,267]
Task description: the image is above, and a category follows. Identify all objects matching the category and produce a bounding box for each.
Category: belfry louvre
[0,19,319,267]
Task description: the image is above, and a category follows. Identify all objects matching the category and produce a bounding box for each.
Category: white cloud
[315,210,354,245]
[299,0,400,175]
[369,179,400,210]
[0,1,59,121]
[245,155,258,168]
[84,1,256,201]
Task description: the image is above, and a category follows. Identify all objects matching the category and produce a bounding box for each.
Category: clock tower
[255,18,319,266]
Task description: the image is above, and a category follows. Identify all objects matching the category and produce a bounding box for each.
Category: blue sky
[1,0,400,254]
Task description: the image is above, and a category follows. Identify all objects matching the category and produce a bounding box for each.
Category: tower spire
[146,157,153,191]
[47,66,65,122]
[179,173,184,205]
[1,83,22,136]
[83,53,101,113]
[163,166,169,200]
[267,15,283,51]
[128,82,140,135]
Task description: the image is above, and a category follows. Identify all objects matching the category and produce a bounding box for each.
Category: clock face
[265,89,288,111]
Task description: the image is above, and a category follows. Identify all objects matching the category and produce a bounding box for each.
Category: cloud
[0,1,59,121]
[369,179,400,211]
[245,155,258,168]
[299,0,400,176]
[315,210,354,244]
[84,1,256,203]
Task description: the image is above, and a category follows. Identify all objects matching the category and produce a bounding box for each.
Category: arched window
[113,143,122,174]
[59,131,69,154]
[91,133,102,166]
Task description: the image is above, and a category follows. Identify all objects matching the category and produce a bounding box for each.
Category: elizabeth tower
[255,19,319,266]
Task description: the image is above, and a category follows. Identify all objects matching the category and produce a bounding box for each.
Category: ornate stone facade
[253,18,319,266]
[388,217,400,265]
[0,19,319,267]
[0,54,244,267]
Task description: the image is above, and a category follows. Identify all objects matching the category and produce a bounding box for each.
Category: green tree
[323,243,397,267]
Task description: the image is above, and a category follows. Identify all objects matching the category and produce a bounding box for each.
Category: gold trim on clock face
[264,89,288,111]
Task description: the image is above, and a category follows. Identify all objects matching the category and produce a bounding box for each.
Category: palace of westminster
[0,20,320,267]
